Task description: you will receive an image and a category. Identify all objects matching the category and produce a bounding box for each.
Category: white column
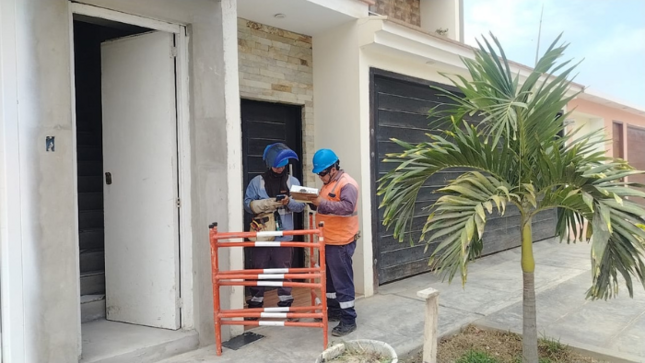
[221,0,244,337]
[1,0,26,361]
[417,287,440,363]
[0,0,80,361]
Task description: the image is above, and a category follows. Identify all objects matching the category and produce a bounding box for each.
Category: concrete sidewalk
[158,238,645,362]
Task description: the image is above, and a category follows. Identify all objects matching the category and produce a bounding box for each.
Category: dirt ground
[401,326,606,363]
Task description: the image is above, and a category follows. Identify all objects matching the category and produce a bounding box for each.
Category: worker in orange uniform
[310,148,359,337]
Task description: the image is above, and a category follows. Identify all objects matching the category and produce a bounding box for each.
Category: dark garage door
[370,69,556,284]
[627,125,645,206]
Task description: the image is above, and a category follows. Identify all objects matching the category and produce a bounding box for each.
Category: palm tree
[378,34,645,363]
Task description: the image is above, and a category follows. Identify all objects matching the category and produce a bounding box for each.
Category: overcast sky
[463,0,645,109]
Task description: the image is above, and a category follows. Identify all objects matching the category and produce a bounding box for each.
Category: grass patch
[402,325,606,363]
[455,349,499,363]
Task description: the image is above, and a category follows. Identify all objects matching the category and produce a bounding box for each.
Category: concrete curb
[473,320,642,363]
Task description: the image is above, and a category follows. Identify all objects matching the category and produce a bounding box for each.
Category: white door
[101,31,180,330]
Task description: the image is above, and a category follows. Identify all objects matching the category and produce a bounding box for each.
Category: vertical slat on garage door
[370,69,557,285]
[627,125,645,206]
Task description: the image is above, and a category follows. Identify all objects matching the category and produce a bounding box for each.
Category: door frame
[68,3,194,330]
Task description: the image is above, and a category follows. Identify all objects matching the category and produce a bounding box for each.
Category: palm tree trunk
[521,219,539,363]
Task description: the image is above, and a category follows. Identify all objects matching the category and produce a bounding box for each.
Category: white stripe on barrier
[259,321,285,326]
[260,312,288,318]
[258,274,284,280]
[257,281,283,287]
[319,237,324,242]
[254,242,281,247]
[263,268,288,274]
[256,231,284,237]
[264,307,290,312]
[315,297,321,305]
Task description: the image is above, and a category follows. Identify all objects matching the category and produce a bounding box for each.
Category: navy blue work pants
[325,240,357,325]
[248,247,294,308]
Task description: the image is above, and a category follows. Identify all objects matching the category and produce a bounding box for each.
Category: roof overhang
[358,17,586,98]
[576,89,645,118]
[237,0,369,36]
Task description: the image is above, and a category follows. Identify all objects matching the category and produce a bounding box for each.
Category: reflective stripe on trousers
[325,240,357,324]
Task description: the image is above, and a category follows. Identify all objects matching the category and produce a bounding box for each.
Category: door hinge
[171,46,177,58]
[176,198,181,208]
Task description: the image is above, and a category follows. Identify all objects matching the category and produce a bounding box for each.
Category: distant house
[566,92,645,206]
[2,0,639,362]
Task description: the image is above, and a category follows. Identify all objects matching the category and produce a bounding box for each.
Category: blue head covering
[263,143,299,168]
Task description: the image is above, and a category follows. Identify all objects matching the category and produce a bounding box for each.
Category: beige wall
[238,18,316,187]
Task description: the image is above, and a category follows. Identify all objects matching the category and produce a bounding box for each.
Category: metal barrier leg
[318,221,328,350]
[309,212,316,310]
[209,223,223,356]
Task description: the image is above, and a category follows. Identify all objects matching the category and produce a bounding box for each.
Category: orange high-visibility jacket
[317,173,359,245]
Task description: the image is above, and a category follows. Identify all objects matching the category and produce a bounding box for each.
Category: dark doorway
[240,99,305,270]
[613,122,625,159]
[73,18,149,323]
[627,125,645,206]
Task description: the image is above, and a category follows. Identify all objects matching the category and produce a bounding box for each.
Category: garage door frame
[369,68,462,287]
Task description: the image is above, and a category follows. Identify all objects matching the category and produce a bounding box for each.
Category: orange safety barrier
[209,217,327,356]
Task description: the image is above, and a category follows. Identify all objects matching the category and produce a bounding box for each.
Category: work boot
[328,310,342,322]
[331,321,357,337]
[315,310,341,322]
[245,299,262,321]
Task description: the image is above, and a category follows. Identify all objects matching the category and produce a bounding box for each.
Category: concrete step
[79,210,104,230]
[79,228,104,250]
[78,192,103,211]
[78,176,103,193]
[80,320,198,363]
[81,271,105,296]
[81,294,106,323]
[80,249,105,273]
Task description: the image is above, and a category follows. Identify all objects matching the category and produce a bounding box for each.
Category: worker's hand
[311,196,323,207]
[280,196,290,206]
[250,198,282,214]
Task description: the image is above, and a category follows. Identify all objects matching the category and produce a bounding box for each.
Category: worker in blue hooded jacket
[244,143,305,312]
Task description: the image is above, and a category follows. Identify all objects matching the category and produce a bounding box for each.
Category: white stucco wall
[570,115,606,156]
[313,22,371,295]
[420,0,463,41]
[0,1,27,362]
[0,0,242,361]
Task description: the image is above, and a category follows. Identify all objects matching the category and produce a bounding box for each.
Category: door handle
[105,172,112,185]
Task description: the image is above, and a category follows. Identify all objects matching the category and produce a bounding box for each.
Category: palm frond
[378,32,645,302]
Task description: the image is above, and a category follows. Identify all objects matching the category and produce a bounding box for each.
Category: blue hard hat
[312,149,339,174]
[263,143,299,168]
